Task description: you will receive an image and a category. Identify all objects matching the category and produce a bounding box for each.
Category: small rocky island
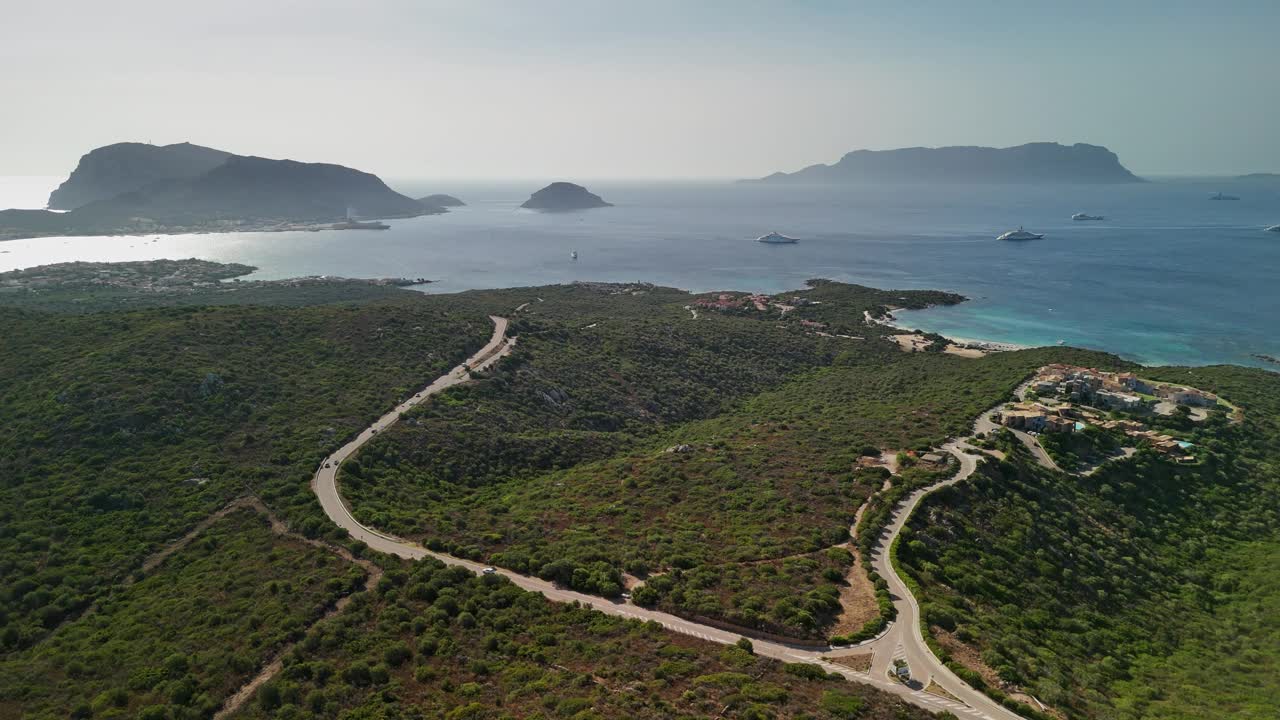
[418,194,465,208]
[520,182,612,211]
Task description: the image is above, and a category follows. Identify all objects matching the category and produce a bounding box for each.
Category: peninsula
[1,142,438,241]
[752,142,1144,184]
[520,182,613,211]
[0,259,429,311]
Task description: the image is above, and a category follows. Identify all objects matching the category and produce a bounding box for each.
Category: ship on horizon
[757,231,799,244]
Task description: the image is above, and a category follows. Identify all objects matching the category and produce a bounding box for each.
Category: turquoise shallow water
[2,176,1277,368]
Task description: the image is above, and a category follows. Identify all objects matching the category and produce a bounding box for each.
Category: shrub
[820,689,866,718]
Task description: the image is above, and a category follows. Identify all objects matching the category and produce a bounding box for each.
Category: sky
[3,0,1278,179]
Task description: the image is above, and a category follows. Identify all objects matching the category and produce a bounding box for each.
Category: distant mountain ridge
[753,142,1144,184]
[3,142,436,240]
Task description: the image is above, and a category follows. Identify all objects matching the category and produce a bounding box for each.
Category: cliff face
[47,142,233,210]
[754,142,1144,184]
[520,182,612,211]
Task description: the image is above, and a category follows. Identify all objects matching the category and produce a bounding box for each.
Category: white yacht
[1266,225,1280,233]
[1072,213,1105,221]
[757,231,799,244]
[570,250,578,260]
[996,226,1044,241]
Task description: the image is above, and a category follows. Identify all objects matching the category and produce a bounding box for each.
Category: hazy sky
[4,1,1278,179]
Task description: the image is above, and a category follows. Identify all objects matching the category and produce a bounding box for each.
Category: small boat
[1210,192,1240,201]
[570,250,578,260]
[1265,225,1280,233]
[1072,213,1105,221]
[757,231,799,244]
[996,226,1044,241]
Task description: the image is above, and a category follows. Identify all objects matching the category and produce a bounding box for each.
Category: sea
[2,175,1278,369]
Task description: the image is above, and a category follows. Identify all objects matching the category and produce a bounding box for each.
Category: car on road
[324,462,331,468]
[482,567,496,575]
[620,592,632,600]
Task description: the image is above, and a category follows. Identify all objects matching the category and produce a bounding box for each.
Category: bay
[2,176,1277,368]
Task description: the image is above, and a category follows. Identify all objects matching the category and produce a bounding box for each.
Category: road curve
[865,445,1024,720]
[312,314,1023,719]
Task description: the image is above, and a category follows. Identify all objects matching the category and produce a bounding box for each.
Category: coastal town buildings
[995,364,1219,464]
[1161,387,1217,407]
[1032,364,1220,412]
[992,402,1077,433]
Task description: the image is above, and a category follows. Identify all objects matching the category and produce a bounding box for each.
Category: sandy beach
[870,307,1033,357]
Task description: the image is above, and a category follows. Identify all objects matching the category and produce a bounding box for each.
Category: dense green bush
[0,296,487,649]
[227,557,931,720]
[0,510,360,718]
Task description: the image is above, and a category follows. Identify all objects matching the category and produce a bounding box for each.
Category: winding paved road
[312,314,1025,719]
[855,444,1022,719]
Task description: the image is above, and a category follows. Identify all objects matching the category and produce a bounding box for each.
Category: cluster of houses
[692,293,772,312]
[1031,365,1219,410]
[989,365,1218,464]
[692,293,820,315]
[1094,419,1197,461]
[992,403,1079,433]
[992,399,1198,463]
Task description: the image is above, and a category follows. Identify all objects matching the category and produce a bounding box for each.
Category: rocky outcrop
[753,142,1144,184]
[48,142,233,210]
[520,182,612,211]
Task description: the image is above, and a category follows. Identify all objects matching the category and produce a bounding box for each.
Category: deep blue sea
[2,175,1278,368]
